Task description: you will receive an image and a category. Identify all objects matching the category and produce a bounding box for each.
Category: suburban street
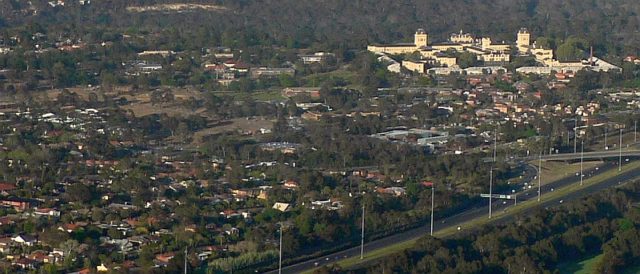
[265,161,639,274]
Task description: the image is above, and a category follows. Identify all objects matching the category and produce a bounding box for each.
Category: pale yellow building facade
[402,60,427,73]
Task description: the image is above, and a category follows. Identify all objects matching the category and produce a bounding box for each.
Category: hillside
[2,0,640,56]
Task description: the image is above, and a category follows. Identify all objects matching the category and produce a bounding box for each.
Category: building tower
[415,29,428,48]
[516,28,531,54]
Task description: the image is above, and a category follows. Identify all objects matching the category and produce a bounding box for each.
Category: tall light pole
[430,185,435,236]
[278,224,283,274]
[635,121,637,143]
[620,128,623,172]
[493,128,497,162]
[574,119,578,154]
[538,151,542,202]
[360,199,365,260]
[605,125,608,150]
[580,139,584,186]
[184,247,188,274]
[489,168,493,219]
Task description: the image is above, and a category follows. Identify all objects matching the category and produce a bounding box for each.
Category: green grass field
[559,253,640,274]
[558,254,602,274]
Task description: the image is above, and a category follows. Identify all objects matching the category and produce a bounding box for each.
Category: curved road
[265,161,639,273]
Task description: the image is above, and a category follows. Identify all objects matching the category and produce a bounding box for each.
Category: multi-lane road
[265,161,640,274]
[527,150,640,161]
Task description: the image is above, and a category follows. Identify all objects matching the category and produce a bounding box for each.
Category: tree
[556,37,588,61]
[59,239,80,262]
[65,183,95,204]
[457,52,478,69]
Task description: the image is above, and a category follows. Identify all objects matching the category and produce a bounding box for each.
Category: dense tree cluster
[4,0,640,56]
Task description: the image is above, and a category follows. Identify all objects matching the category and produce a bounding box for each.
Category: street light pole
[580,139,584,186]
[620,128,623,172]
[493,128,497,162]
[184,247,188,274]
[605,126,608,150]
[360,200,365,260]
[278,224,283,274]
[574,119,578,154]
[635,120,637,143]
[489,168,493,219]
[430,185,435,236]
[538,151,542,202]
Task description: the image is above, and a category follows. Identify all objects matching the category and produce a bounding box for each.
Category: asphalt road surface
[264,161,640,274]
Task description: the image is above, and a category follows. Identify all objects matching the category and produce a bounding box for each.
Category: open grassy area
[531,161,603,186]
[557,253,602,274]
[302,161,640,273]
[558,253,640,274]
[302,69,359,88]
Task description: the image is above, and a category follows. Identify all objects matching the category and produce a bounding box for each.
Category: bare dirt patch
[192,117,274,143]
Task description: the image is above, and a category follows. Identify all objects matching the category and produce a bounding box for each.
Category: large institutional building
[367,29,511,73]
[368,28,620,75]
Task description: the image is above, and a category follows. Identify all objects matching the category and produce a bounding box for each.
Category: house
[301,111,323,121]
[58,223,83,233]
[283,180,299,189]
[97,263,109,272]
[377,187,407,197]
[0,197,32,211]
[249,67,295,79]
[0,237,13,253]
[310,199,344,211]
[33,208,61,217]
[0,183,16,194]
[12,235,37,246]
[13,257,38,269]
[272,202,291,212]
[224,227,240,235]
[282,87,321,98]
[138,50,175,57]
[155,252,175,265]
[27,250,57,264]
[219,210,241,219]
[299,52,335,64]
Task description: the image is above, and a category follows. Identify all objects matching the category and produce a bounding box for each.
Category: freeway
[264,161,639,274]
[527,150,640,161]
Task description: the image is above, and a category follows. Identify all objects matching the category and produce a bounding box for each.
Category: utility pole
[574,119,578,154]
[580,139,584,186]
[489,168,493,219]
[493,127,497,162]
[605,125,608,150]
[279,224,283,274]
[538,151,542,202]
[361,200,365,260]
[184,247,188,274]
[620,128,623,172]
[430,185,435,236]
